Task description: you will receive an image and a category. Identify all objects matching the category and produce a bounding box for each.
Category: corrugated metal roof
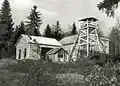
[21,34,62,46]
[59,34,109,45]
[59,35,77,45]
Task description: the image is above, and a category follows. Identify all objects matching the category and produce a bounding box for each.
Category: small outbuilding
[46,47,69,63]
[15,34,61,60]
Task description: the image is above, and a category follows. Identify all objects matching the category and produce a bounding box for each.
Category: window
[58,50,63,58]
[18,49,21,59]
[24,48,27,59]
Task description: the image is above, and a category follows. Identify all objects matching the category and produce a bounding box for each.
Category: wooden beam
[90,29,96,34]
[89,37,97,42]
[79,38,87,42]
[87,19,89,57]
[78,43,87,46]
[80,30,87,34]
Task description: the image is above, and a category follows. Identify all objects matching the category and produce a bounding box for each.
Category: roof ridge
[17,34,62,46]
[21,34,58,40]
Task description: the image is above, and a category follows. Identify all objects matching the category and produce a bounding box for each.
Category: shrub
[84,60,120,86]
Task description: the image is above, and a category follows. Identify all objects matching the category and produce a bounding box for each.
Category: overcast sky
[0,0,120,35]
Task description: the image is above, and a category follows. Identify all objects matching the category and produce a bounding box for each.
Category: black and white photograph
[0,0,120,86]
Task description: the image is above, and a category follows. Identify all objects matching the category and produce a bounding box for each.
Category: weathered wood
[69,17,106,60]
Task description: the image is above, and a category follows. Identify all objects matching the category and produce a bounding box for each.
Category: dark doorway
[41,47,52,61]
[19,49,21,59]
[24,48,27,59]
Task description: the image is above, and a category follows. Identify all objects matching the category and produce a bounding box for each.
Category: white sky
[0,0,120,35]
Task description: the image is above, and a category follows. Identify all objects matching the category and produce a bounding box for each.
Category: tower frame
[78,17,100,57]
[69,17,103,61]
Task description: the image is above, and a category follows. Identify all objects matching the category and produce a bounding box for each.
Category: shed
[46,47,69,63]
[15,34,61,60]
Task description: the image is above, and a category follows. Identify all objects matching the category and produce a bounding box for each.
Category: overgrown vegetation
[0,0,120,86]
[1,55,117,86]
[0,54,119,86]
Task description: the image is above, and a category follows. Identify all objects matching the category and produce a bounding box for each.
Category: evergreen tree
[43,24,53,38]
[63,25,72,37]
[25,5,42,36]
[14,21,25,44]
[52,21,63,41]
[71,22,77,35]
[109,27,120,55]
[98,0,120,17]
[0,0,15,58]
[63,31,71,37]
[0,0,14,40]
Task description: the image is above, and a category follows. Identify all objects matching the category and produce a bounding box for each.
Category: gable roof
[46,47,69,55]
[59,35,77,45]
[15,34,62,47]
[59,34,109,45]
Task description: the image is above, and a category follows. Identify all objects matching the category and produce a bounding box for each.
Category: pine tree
[43,24,53,38]
[98,0,120,17]
[109,27,120,55]
[0,0,14,40]
[52,21,63,41]
[14,21,25,44]
[0,0,15,58]
[63,25,72,37]
[19,21,25,34]
[71,22,77,35]
[25,5,42,36]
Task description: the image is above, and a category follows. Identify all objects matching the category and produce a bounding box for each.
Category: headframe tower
[69,17,103,60]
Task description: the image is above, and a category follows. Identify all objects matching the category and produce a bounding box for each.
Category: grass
[1,59,91,86]
[0,57,110,86]
[56,73,85,86]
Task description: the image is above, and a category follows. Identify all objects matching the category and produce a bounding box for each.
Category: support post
[87,19,89,57]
